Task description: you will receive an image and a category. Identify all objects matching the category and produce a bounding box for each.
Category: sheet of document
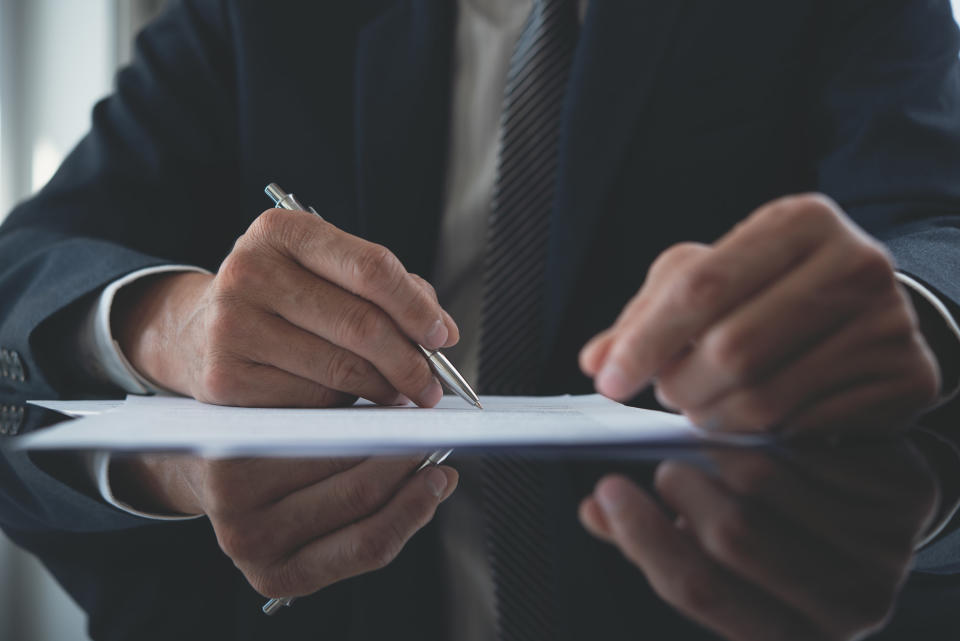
[17,394,760,457]
[29,399,125,417]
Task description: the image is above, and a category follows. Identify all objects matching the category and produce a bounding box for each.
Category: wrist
[112,271,212,395]
[110,454,204,516]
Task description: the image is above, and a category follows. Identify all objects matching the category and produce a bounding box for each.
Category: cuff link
[0,405,25,436]
[0,348,26,383]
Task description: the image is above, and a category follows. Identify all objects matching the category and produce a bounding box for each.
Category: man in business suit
[2,1,960,639]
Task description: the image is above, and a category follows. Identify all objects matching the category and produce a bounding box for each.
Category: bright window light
[30,138,62,194]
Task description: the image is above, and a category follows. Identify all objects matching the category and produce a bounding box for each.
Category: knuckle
[702,328,757,383]
[352,244,402,290]
[325,350,372,392]
[340,302,389,349]
[218,249,265,294]
[251,208,293,239]
[337,475,380,517]
[670,264,729,311]
[350,525,403,571]
[651,242,708,277]
[790,192,841,217]
[733,392,783,431]
[402,283,439,326]
[421,280,438,301]
[197,360,244,405]
[666,566,718,614]
[215,523,263,563]
[758,193,841,231]
[702,503,752,564]
[845,243,895,291]
[409,274,438,300]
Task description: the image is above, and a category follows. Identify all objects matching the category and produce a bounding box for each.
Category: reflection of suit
[2,1,960,639]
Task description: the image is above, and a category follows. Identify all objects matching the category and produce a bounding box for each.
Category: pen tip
[474,400,484,410]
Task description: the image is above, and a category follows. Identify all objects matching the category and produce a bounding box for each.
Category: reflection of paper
[17,394,759,457]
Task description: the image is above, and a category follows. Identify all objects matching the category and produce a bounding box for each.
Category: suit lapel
[354,0,456,278]
[543,0,689,356]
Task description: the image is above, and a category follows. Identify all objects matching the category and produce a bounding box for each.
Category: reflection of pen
[261,183,479,616]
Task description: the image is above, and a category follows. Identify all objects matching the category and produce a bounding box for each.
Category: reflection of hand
[113,454,457,598]
[580,194,940,435]
[579,443,939,640]
[114,208,459,407]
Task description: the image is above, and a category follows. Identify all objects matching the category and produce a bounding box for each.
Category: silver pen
[260,183,479,616]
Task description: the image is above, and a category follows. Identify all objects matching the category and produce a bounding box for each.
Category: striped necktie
[478,1,579,639]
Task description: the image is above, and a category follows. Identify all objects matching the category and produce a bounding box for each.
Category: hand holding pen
[109,183,474,615]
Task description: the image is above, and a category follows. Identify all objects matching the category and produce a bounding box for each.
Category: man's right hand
[113,207,459,407]
[112,454,458,598]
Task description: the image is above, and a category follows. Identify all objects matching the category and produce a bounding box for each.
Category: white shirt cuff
[84,451,202,521]
[77,264,211,395]
[79,265,210,519]
[914,428,960,549]
[896,272,960,407]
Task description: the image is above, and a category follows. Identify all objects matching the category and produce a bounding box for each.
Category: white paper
[16,394,760,457]
[28,399,125,417]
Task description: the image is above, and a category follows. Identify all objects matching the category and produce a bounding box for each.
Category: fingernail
[420,378,443,407]
[393,394,411,406]
[425,467,448,498]
[596,362,635,400]
[441,310,459,347]
[596,478,630,516]
[424,319,448,350]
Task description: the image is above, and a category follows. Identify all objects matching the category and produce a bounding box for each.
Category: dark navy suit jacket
[2,1,960,639]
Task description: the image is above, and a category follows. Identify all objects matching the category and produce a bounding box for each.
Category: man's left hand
[579,443,940,641]
[580,194,941,435]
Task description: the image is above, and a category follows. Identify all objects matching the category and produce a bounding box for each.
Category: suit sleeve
[0,0,244,400]
[0,0,242,535]
[812,0,960,312]
[811,0,960,572]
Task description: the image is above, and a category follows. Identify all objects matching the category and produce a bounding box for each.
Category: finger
[782,373,936,437]
[708,449,935,572]
[579,329,615,377]
[654,462,901,638]
[258,465,458,597]
[578,496,614,542]
[595,196,844,401]
[239,309,403,405]
[656,237,894,411]
[247,210,450,350]
[225,455,428,563]
[245,258,443,407]
[679,318,920,433]
[201,457,367,513]
[409,274,459,348]
[194,357,357,409]
[593,475,821,641]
